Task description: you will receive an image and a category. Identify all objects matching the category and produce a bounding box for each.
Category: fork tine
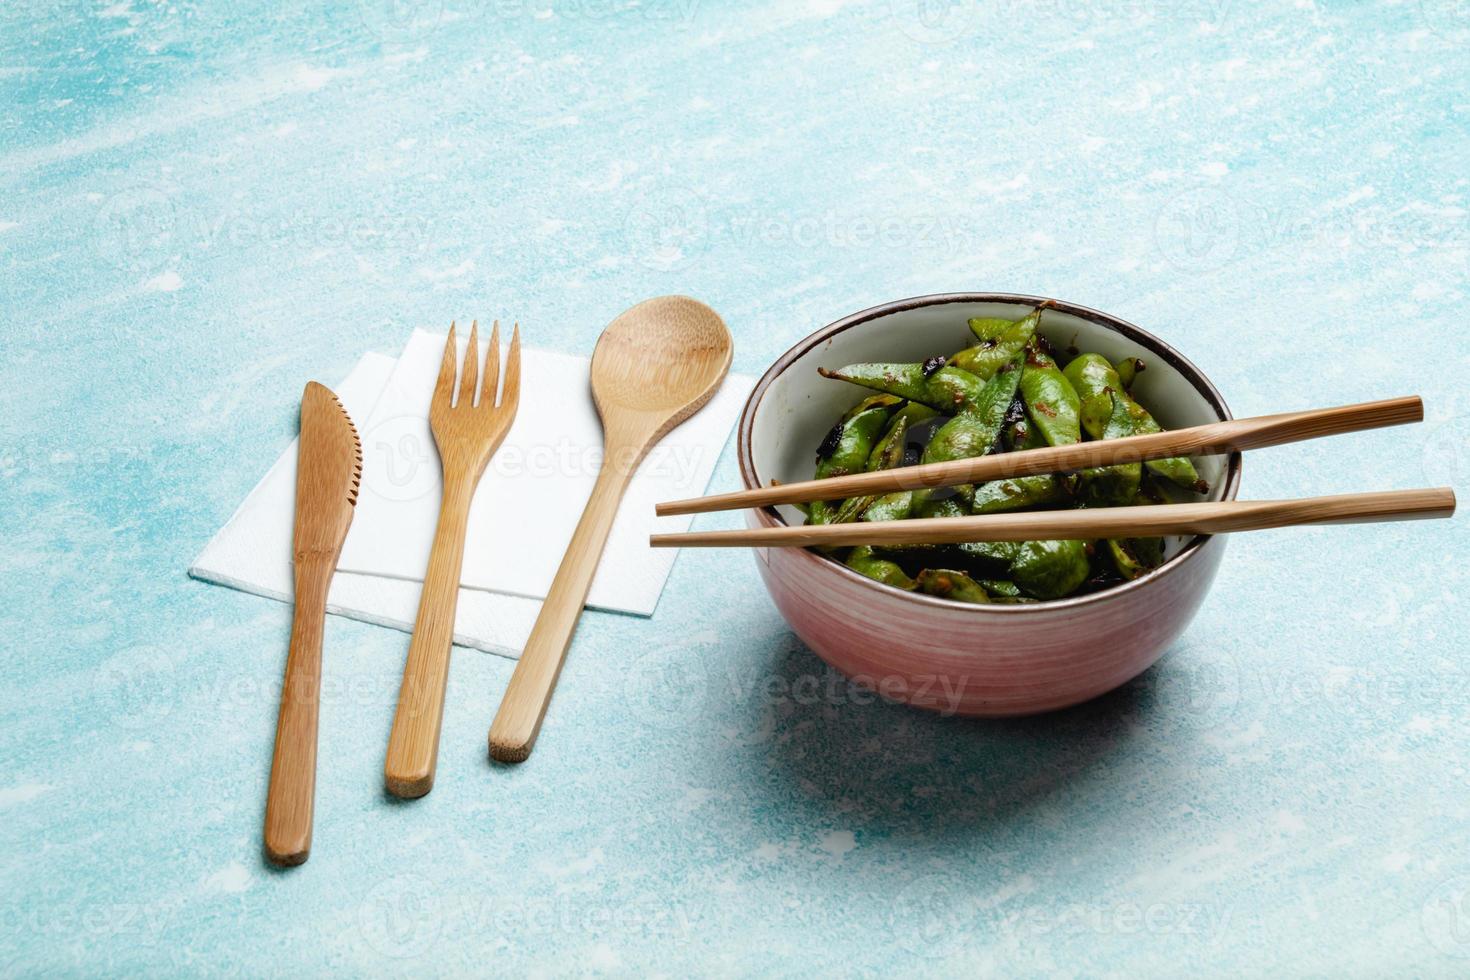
[458,321,479,408]
[481,320,501,407]
[501,322,522,409]
[434,322,458,408]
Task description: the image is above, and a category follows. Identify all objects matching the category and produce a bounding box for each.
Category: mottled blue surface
[3,0,1469,975]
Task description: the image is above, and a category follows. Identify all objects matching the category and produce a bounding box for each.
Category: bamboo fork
[649,488,1455,549]
[654,396,1423,517]
[385,321,520,799]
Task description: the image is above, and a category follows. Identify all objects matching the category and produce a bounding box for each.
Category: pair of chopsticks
[649,396,1456,547]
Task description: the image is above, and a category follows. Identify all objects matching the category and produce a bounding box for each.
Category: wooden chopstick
[654,396,1423,517]
[650,488,1456,548]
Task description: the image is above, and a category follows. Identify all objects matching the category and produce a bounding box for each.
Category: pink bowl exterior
[739,291,1240,718]
[749,511,1229,716]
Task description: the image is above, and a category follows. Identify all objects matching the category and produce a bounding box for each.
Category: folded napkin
[189,335,753,656]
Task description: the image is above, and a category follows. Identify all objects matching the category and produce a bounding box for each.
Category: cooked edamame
[807,308,1209,603]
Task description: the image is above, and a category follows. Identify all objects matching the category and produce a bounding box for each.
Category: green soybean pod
[1114,356,1145,391]
[1075,392,1143,507]
[971,474,1075,514]
[830,402,936,524]
[916,568,992,604]
[950,309,1041,379]
[1018,338,1081,448]
[1009,538,1092,600]
[1063,353,1205,492]
[807,404,893,525]
[845,545,917,590]
[817,360,984,413]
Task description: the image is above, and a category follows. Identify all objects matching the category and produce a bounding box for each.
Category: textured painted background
[3,0,1469,974]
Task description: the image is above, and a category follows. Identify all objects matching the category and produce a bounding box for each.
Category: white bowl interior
[748,299,1231,563]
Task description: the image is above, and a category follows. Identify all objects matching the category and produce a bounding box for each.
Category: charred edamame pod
[1064,353,1206,493]
[1019,337,1081,448]
[1113,356,1145,391]
[808,403,894,525]
[1009,538,1092,600]
[845,546,917,590]
[949,309,1041,379]
[830,402,937,524]
[817,360,985,414]
[916,568,992,604]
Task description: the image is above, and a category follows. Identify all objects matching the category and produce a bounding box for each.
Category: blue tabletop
[3,0,1468,974]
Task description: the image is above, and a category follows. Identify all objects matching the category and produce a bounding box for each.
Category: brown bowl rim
[735,291,1244,614]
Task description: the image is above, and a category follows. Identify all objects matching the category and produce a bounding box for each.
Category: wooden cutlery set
[265,297,733,865]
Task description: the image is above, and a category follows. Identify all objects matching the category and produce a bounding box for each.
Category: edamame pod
[830,402,936,524]
[1114,356,1145,391]
[1019,338,1081,447]
[977,579,1033,602]
[808,404,894,525]
[840,393,904,422]
[1063,353,1206,492]
[1108,536,1164,580]
[971,474,1074,514]
[950,309,1041,379]
[917,569,992,604]
[860,490,917,523]
[880,498,1017,568]
[845,546,917,590]
[918,355,1024,506]
[1076,392,1142,507]
[921,356,1023,468]
[1106,482,1167,579]
[817,361,984,413]
[1009,538,1092,600]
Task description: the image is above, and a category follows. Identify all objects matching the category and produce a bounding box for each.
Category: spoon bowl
[590,295,734,432]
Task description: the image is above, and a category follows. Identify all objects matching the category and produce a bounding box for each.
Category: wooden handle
[650,488,1456,548]
[655,396,1424,516]
[384,477,474,798]
[489,462,634,763]
[264,563,331,866]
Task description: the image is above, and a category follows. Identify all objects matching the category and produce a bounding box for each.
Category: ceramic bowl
[737,293,1241,717]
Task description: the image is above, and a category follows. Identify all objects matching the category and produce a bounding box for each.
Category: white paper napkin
[188,353,540,655]
[188,336,752,657]
[339,330,752,615]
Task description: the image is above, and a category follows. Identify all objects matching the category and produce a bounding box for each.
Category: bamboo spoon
[650,488,1455,549]
[385,322,520,799]
[488,296,733,763]
[654,396,1423,517]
